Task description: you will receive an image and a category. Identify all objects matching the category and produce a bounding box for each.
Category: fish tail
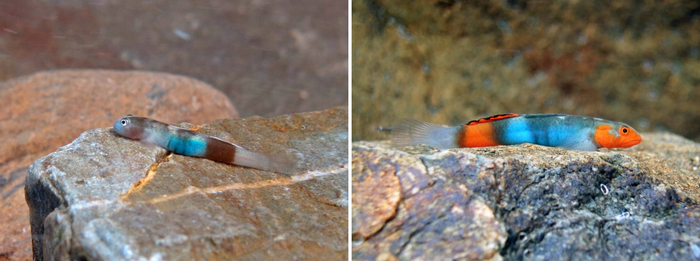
[234,148,299,175]
[390,119,461,149]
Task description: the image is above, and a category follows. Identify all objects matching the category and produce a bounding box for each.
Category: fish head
[594,122,642,149]
[113,115,148,140]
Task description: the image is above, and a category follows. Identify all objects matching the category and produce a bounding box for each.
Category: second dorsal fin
[464,113,520,126]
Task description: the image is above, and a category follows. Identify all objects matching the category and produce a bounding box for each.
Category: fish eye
[620,126,629,134]
[120,119,128,126]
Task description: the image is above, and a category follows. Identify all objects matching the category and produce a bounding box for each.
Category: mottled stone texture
[353,0,700,143]
[0,70,237,260]
[27,107,348,260]
[352,133,700,261]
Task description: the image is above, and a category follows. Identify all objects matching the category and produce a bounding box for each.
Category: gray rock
[352,132,700,261]
[27,107,348,260]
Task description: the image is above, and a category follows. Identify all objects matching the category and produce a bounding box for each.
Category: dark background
[353,0,700,142]
[0,0,348,118]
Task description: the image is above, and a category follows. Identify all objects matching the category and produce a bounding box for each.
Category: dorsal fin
[464,113,520,126]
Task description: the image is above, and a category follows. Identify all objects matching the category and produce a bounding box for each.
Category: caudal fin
[265,151,300,175]
[390,119,461,149]
[234,148,299,175]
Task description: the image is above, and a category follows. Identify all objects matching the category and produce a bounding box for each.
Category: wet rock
[0,69,238,260]
[27,107,348,260]
[352,132,700,260]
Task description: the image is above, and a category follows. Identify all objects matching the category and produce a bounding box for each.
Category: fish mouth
[621,136,643,147]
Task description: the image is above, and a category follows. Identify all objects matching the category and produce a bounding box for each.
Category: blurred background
[352,0,700,142]
[0,0,348,117]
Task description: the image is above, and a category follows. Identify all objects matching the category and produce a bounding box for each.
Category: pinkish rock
[0,69,237,260]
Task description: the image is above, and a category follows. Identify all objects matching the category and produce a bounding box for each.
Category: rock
[0,70,238,260]
[26,107,348,260]
[352,132,700,260]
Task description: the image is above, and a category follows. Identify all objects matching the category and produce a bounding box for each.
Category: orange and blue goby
[391,114,642,151]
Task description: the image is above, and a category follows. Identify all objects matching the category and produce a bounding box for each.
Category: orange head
[594,123,642,149]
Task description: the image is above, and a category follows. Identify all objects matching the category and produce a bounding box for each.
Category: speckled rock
[27,107,348,261]
[0,69,238,260]
[352,132,700,260]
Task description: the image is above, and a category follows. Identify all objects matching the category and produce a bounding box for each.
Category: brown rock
[351,149,416,239]
[352,143,507,261]
[0,69,237,261]
[27,107,348,260]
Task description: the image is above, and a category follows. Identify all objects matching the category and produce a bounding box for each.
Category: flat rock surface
[0,69,237,260]
[27,107,348,260]
[352,133,700,260]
